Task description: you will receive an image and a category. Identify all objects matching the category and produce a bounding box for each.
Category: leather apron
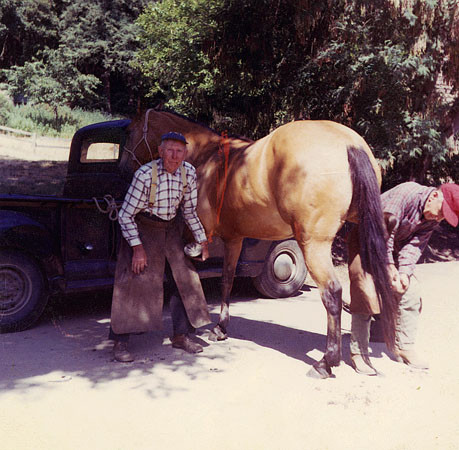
[110,214,211,334]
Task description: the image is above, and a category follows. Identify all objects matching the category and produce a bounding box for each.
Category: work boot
[350,313,376,375]
[171,334,203,354]
[351,354,377,376]
[394,348,429,370]
[113,341,134,363]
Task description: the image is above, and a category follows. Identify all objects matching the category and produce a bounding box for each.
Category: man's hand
[388,263,408,294]
[200,241,209,261]
[399,273,410,293]
[132,244,148,274]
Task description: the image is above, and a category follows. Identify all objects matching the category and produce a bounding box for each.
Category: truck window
[80,141,120,163]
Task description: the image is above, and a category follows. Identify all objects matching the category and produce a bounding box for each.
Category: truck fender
[0,210,64,291]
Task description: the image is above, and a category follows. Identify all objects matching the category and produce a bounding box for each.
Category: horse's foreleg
[300,238,343,379]
[209,238,243,341]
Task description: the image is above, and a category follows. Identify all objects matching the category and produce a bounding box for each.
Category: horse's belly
[220,206,293,240]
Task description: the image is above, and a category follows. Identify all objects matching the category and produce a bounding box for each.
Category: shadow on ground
[0,279,338,395]
[0,158,67,196]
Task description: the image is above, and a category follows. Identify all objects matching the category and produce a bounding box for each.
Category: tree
[4,49,99,124]
[135,0,224,121]
[0,0,61,69]
[307,0,458,186]
[136,0,339,134]
[56,0,149,114]
[136,0,458,184]
[2,0,149,115]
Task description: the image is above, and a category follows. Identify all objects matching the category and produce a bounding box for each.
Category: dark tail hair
[347,146,396,350]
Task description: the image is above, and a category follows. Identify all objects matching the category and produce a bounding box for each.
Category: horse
[119,109,396,378]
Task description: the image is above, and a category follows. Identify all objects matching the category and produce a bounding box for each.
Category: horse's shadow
[202,309,390,369]
[204,313,323,367]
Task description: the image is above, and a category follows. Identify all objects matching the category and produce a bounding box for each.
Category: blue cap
[160,131,188,144]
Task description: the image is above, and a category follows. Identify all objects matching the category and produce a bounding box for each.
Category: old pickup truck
[0,120,307,333]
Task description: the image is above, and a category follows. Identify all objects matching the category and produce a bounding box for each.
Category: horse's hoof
[307,364,333,379]
[307,366,330,379]
[207,330,218,342]
[209,325,228,341]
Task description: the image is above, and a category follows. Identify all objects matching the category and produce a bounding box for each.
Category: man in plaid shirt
[109,132,211,362]
[349,182,459,375]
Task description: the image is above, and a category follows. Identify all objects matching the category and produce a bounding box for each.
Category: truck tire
[0,249,49,333]
[253,240,307,298]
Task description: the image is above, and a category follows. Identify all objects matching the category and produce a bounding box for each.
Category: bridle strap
[124,108,155,168]
[208,131,230,242]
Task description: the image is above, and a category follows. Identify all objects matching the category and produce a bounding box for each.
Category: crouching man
[349,182,459,375]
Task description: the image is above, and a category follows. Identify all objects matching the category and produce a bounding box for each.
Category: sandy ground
[1,262,458,450]
[0,133,70,196]
[1,132,458,449]
[0,133,70,161]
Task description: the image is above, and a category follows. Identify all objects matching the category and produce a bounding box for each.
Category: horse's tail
[347,146,397,350]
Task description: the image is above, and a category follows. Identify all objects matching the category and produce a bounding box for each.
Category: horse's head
[119,109,161,176]
[119,109,223,177]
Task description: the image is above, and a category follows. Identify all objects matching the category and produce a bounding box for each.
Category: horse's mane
[139,107,254,144]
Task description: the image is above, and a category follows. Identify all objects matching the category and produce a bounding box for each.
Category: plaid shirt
[118,159,207,246]
[381,182,438,276]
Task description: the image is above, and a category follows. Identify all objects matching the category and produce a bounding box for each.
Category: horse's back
[270,120,370,160]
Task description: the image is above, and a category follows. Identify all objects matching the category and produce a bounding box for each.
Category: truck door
[62,129,129,291]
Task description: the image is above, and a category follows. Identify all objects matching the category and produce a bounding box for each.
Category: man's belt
[138,212,174,223]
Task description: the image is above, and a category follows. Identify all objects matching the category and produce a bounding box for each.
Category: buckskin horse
[119,109,396,378]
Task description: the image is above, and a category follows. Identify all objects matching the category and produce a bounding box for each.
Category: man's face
[158,139,187,173]
[423,190,445,222]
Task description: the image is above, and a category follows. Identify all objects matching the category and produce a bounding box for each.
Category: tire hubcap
[273,253,296,281]
[0,267,30,315]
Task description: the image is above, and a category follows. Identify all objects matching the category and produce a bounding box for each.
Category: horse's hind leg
[209,237,243,341]
[300,237,343,379]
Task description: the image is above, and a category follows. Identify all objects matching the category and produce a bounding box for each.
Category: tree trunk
[102,72,112,114]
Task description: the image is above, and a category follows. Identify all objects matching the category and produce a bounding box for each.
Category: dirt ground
[1,135,459,450]
[0,133,69,196]
[1,262,459,450]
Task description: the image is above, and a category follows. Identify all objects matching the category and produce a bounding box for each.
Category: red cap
[440,183,459,227]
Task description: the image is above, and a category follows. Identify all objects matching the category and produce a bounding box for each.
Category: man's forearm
[118,211,142,246]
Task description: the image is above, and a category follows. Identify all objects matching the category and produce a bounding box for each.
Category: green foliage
[135,0,223,118]
[0,0,60,68]
[57,0,149,113]
[136,0,338,134]
[4,52,100,122]
[1,0,149,115]
[307,0,458,187]
[0,91,13,123]
[136,0,458,185]
[4,102,119,138]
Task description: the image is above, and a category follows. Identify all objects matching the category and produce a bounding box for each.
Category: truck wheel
[0,250,49,333]
[253,240,307,298]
